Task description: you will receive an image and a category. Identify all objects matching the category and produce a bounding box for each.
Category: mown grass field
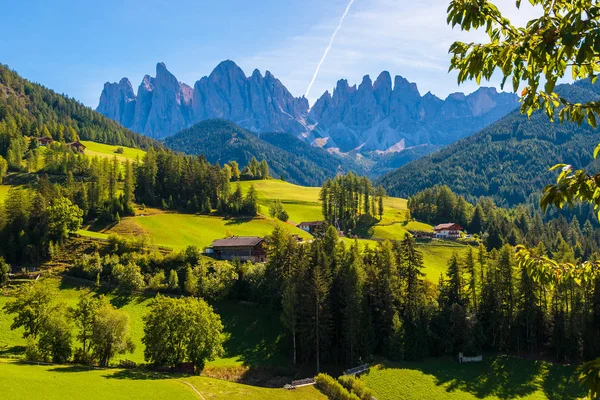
[360,356,584,400]
[0,359,325,400]
[81,140,146,162]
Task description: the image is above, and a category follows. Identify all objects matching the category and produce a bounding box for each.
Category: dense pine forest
[0,64,158,153]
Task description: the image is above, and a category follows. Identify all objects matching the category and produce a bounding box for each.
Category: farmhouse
[37,137,54,146]
[67,141,86,153]
[206,236,267,263]
[297,221,325,234]
[433,223,463,239]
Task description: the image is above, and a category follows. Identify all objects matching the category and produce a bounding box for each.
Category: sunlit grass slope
[75,179,474,278]
[0,277,287,369]
[81,140,146,162]
[360,356,583,400]
[107,213,311,250]
[0,184,14,204]
[0,359,325,400]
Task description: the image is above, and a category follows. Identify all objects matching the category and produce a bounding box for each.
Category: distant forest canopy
[164,119,362,187]
[409,185,600,259]
[378,79,600,208]
[0,64,158,152]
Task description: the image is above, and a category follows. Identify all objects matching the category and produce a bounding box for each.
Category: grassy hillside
[0,360,324,400]
[106,212,311,251]
[81,140,146,162]
[0,184,13,204]
[80,179,472,278]
[360,356,583,400]
[0,277,285,369]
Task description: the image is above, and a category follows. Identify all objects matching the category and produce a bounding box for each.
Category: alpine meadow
[2,0,600,399]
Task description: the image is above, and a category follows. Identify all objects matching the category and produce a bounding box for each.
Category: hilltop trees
[143,295,224,370]
[320,173,385,232]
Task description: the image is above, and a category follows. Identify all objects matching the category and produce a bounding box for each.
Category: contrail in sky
[305,0,355,99]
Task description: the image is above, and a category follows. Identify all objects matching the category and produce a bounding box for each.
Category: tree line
[0,146,270,264]
[409,185,600,259]
[3,279,224,370]
[263,226,600,370]
[320,173,385,233]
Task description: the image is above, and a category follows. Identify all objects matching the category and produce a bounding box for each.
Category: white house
[297,221,325,234]
[433,223,463,239]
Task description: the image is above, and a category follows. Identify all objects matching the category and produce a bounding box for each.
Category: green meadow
[0,277,286,368]
[360,356,583,400]
[0,184,13,204]
[0,359,325,400]
[80,140,146,163]
[111,213,311,250]
[78,179,473,278]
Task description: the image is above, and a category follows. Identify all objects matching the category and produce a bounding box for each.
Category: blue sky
[0,0,540,107]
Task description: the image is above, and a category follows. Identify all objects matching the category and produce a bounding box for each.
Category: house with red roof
[433,223,463,239]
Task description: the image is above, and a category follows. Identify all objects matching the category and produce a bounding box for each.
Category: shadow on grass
[104,368,188,380]
[375,354,583,400]
[223,218,254,226]
[48,365,97,373]
[0,345,25,356]
[213,301,287,368]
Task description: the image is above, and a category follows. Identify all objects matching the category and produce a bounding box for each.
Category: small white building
[434,223,463,239]
[297,221,325,234]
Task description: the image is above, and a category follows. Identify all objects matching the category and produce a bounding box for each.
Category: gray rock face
[308,75,519,153]
[97,61,518,151]
[97,61,309,139]
[97,78,136,128]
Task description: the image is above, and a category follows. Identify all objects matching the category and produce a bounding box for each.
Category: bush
[25,338,43,362]
[315,373,360,400]
[338,375,374,400]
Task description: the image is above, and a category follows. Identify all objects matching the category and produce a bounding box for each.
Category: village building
[433,223,464,239]
[410,230,435,239]
[205,236,267,263]
[37,137,54,146]
[297,221,325,234]
[67,141,86,153]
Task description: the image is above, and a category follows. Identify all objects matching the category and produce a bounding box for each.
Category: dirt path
[178,380,206,400]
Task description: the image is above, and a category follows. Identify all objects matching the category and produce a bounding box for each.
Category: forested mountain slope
[0,63,158,151]
[164,119,354,186]
[378,80,600,206]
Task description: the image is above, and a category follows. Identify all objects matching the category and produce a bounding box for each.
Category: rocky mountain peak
[97,62,519,152]
[98,60,309,139]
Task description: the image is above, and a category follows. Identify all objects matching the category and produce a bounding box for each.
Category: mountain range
[97,61,519,156]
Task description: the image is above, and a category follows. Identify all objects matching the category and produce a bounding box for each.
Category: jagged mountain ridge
[97,60,519,154]
[98,61,309,140]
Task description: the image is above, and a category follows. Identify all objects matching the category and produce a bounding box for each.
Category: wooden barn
[206,236,267,263]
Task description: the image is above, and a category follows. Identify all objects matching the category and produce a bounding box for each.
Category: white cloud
[239,0,542,105]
